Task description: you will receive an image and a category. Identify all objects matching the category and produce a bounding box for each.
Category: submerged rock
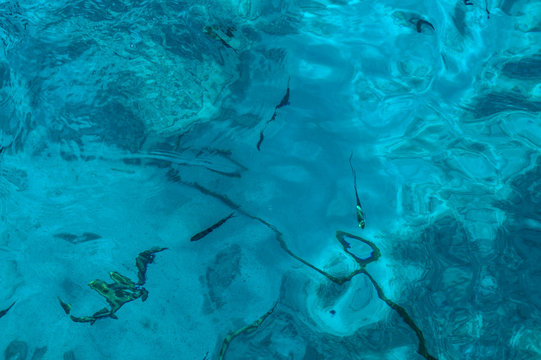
[205,244,242,309]
[30,347,47,360]
[63,350,76,360]
[4,340,28,360]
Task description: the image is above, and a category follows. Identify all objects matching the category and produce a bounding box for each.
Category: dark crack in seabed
[174,176,438,360]
[257,78,291,151]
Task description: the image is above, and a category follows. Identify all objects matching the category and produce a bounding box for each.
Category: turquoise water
[1,0,540,359]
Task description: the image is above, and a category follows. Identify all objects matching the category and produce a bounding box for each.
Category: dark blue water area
[1,1,540,359]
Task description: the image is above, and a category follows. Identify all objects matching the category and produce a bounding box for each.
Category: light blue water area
[0,0,540,359]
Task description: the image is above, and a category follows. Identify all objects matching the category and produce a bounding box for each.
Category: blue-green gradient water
[1,1,540,359]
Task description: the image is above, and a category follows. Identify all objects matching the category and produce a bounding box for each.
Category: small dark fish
[349,153,366,229]
[0,301,16,319]
[464,0,473,5]
[416,19,435,33]
[191,212,235,242]
[256,131,265,151]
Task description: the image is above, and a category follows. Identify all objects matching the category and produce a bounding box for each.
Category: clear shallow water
[0,0,540,359]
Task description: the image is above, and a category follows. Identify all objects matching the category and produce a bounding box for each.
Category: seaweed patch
[59,247,167,324]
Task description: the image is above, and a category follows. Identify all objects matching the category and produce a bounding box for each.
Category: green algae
[59,247,166,325]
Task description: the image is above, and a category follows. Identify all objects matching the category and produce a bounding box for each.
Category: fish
[53,232,102,244]
[0,301,15,319]
[191,212,235,242]
[349,153,366,229]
